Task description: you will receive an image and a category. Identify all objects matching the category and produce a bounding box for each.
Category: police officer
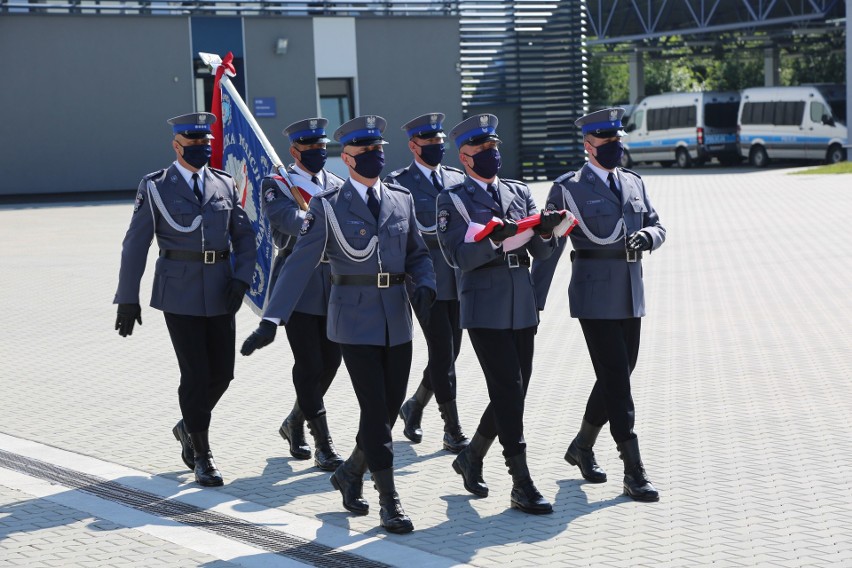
[384,113,469,453]
[531,107,665,502]
[436,114,565,515]
[261,118,346,471]
[114,112,256,487]
[241,115,436,534]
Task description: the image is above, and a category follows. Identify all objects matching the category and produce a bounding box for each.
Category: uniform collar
[173,160,206,191]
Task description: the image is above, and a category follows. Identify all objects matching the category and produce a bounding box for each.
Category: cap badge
[366,116,377,129]
[198,114,207,124]
[479,115,489,127]
[430,114,438,127]
[310,119,318,129]
[609,109,618,121]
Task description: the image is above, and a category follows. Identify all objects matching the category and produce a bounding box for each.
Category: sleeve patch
[545,202,557,211]
[264,188,278,203]
[133,191,145,213]
[438,209,450,232]
[299,212,315,235]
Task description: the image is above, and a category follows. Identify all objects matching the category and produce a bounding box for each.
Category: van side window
[810,102,826,123]
[647,106,696,130]
[742,101,804,126]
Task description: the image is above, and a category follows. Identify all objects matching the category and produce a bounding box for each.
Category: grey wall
[1,15,195,195]
[355,17,463,173]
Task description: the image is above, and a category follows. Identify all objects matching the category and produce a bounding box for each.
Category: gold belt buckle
[204,250,216,264]
[377,273,390,288]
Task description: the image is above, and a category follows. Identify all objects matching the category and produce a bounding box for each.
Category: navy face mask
[470,148,501,179]
[180,143,212,169]
[418,143,445,167]
[351,149,385,179]
[299,148,327,175]
[592,140,624,170]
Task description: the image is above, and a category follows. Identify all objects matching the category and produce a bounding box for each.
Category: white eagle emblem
[430,114,439,127]
[309,119,318,129]
[366,116,377,129]
[609,109,618,121]
[479,115,489,127]
[198,114,207,124]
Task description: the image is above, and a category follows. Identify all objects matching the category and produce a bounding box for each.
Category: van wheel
[676,149,692,169]
[826,144,846,164]
[749,146,769,168]
[620,149,633,168]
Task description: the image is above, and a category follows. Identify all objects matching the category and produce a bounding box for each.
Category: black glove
[115,303,142,337]
[411,286,436,326]
[533,209,565,236]
[488,219,519,243]
[240,320,277,356]
[627,230,652,251]
[226,279,250,315]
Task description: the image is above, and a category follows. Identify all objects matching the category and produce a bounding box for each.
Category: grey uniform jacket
[261,168,345,316]
[263,180,437,347]
[530,164,666,319]
[384,162,465,301]
[436,176,556,330]
[114,164,256,316]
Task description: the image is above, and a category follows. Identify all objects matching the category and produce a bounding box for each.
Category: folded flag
[469,210,578,243]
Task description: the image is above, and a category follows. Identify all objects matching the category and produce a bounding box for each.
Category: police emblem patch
[300,212,315,235]
[133,191,145,213]
[438,209,450,232]
[366,116,376,129]
[264,188,277,203]
[545,202,557,211]
[310,119,318,129]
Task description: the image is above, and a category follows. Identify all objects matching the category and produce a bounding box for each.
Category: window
[810,102,826,123]
[704,103,739,128]
[318,78,354,140]
[647,106,695,131]
[741,101,804,126]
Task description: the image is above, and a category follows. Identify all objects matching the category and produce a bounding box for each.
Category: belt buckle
[626,249,638,263]
[203,250,216,264]
[377,272,390,288]
[506,253,519,268]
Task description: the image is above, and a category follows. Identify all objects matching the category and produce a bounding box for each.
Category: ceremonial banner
[206,52,274,315]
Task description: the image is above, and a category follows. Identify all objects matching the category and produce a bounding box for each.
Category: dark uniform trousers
[578,318,641,443]
[340,340,413,472]
[467,326,536,457]
[414,299,463,403]
[164,312,236,433]
[283,310,342,418]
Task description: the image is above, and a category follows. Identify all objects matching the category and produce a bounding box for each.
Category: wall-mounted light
[276,38,289,55]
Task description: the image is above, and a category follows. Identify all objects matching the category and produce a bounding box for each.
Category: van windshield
[704,102,739,128]
[826,98,846,124]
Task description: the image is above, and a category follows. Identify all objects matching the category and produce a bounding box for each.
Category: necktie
[192,173,203,203]
[607,172,621,201]
[430,170,442,191]
[311,175,320,186]
[366,186,380,220]
[487,183,501,209]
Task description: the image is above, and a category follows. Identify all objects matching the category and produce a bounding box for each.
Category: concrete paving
[1,164,851,567]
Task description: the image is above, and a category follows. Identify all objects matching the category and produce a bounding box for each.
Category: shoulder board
[500,177,525,185]
[315,187,339,199]
[619,167,641,179]
[143,168,166,181]
[442,165,463,174]
[326,170,345,183]
[385,182,410,194]
[386,167,406,178]
[207,167,233,178]
[446,181,465,193]
[555,171,576,183]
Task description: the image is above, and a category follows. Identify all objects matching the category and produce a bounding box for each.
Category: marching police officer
[241,115,436,534]
[384,113,469,453]
[436,114,565,515]
[261,118,345,471]
[531,107,665,502]
[114,112,256,487]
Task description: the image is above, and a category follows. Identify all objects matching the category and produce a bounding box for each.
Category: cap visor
[464,134,500,146]
[347,138,388,146]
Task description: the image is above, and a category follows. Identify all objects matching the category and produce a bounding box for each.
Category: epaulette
[500,178,526,186]
[386,167,406,178]
[207,167,233,178]
[385,182,411,194]
[315,186,339,199]
[619,167,641,179]
[143,169,166,181]
[446,181,465,192]
[326,170,345,183]
[554,171,576,184]
[442,165,463,174]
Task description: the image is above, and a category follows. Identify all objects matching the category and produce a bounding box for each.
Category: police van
[621,91,741,168]
[737,84,847,167]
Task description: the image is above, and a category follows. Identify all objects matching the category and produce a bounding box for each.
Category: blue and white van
[737,85,847,167]
[621,91,741,168]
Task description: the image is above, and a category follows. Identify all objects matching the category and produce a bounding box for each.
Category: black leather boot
[398,384,433,443]
[618,438,659,502]
[279,402,311,460]
[189,431,224,487]
[172,419,194,470]
[564,419,607,483]
[451,431,493,497]
[371,468,414,534]
[329,446,369,515]
[506,452,552,515]
[307,414,344,471]
[438,400,470,454]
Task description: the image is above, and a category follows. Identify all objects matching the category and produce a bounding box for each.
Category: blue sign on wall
[254,97,276,118]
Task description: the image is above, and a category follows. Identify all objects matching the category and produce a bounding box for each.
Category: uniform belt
[160,249,230,264]
[331,273,406,288]
[478,253,531,270]
[570,249,642,262]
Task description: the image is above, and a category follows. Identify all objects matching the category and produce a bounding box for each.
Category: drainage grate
[0,449,391,568]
